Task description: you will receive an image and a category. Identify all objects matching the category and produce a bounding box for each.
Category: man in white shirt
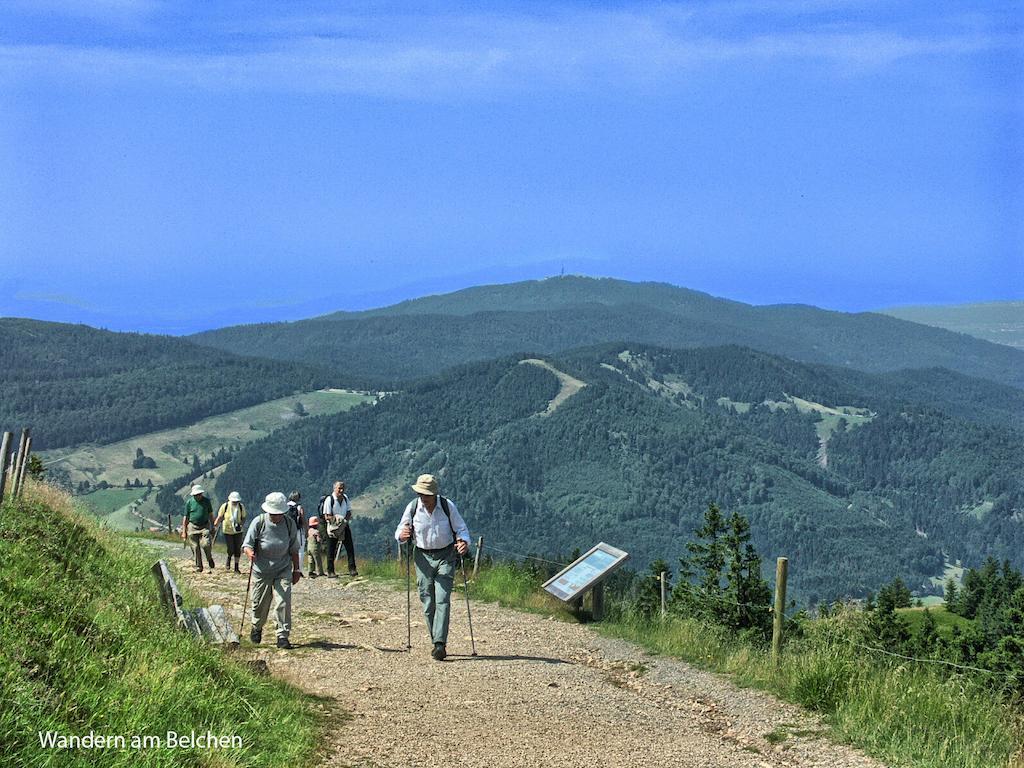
[321,481,357,577]
[395,473,470,661]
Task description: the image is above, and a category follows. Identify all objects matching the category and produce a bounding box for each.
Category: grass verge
[462,562,1023,768]
[0,481,325,768]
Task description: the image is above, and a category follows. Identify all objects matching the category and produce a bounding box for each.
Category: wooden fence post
[167,514,173,535]
[660,571,667,618]
[772,556,789,664]
[10,428,29,499]
[15,436,32,498]
[0,432,12,501]
[473,536,484,579]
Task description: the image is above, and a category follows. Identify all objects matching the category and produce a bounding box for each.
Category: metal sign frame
[542,542,630,602]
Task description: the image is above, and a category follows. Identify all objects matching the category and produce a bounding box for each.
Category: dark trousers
[327,526,357,575]
[224,532,243,560]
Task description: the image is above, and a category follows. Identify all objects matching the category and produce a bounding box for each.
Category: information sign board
[542,542,629,602]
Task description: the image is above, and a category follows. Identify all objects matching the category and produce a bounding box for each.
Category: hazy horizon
[2,1,1020,334]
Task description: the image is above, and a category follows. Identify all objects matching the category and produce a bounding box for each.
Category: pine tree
[944,577,959,612]
[723,510,771,636]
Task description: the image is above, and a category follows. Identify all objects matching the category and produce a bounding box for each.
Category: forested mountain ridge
[216,344,1024,603]
[190,276,1024,390]
[882,300,1024,350]
[0,318,336,450]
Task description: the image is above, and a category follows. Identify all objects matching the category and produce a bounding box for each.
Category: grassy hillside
[0,318,337,450]
[190,276,1024,389]
[0,482,322,767]
[882,301,1024,350]
[42,389,374,490]
[214,345,1024,602]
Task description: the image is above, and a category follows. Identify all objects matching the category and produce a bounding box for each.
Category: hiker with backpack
[395,474,470,661]
[287,491,306,569]
[242,491,302,649]
[182,485,216,573]
[213,491,247,573]
[320,481,358,577]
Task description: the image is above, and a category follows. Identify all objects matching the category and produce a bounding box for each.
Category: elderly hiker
[182,485,215,573]
[213,491,247,573]
[395,474,470,660]
[321,481,358,577]
[242,491,302,649]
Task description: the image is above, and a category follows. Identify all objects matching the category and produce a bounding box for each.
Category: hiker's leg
[326,537,338,575]
[250,572,274,632]
[415,548,438,637]
[343,526,357,574]
[432,550,456,645]
[201,528,214,567]
[189,532,203,569]
[297,530,306,572]
[271,570,293,639]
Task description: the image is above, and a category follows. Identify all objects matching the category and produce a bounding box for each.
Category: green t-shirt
[184,496,213,527]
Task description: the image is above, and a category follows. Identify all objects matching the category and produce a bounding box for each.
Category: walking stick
[405,539,413,650]
[459,551,477,657]
[238,556,254,638]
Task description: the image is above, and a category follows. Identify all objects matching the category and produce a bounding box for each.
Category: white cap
[190,485,205,496]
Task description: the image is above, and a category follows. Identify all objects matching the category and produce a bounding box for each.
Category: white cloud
[0,6,1016,98]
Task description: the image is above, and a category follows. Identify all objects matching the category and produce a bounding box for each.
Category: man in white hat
[182,485,215,573]
[395,474,470,660]
[242,491,302,649]
[213,491,247,573]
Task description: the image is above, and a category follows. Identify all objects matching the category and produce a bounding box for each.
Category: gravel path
[155,544,884,768]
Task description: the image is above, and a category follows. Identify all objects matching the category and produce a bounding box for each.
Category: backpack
[251,512,298,556]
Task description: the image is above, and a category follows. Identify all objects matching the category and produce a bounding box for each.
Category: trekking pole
[459,551,477,657]
[405,539,412,650]
[238,555,254,638]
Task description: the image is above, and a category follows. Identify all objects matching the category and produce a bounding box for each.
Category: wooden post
[10,428,29,499]
[660,571,667,618]
[591,582,605,622]
[0,432,12,501]
[15,435,32,498]
[167,514,173,534]
[472,536,484,579]
[772,556,788,664]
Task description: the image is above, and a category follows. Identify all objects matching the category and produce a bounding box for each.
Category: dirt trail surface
[150,542,885,768]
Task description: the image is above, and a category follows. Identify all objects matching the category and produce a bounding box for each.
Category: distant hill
[880,301,1024,350]
[216,344,1024,602]
[191,277,1024,390]
[0,318,335,450]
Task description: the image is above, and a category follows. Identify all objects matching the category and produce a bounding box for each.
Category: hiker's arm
[241,521,258,560]
[395,504,413,541]
[448,500,470,553]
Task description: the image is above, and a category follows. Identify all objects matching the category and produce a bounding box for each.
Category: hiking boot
[327,573,338,579]
[225,558,232,569]
[276,637,292,650]
[431,643,447,661]
[234,566,241,574]
[348,571,359,577]
[309,572,318,579]
[194,566,203,573]
[250,628,262,644]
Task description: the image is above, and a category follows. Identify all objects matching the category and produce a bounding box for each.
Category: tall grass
[0,482,325,768]
[468,562,1023,768]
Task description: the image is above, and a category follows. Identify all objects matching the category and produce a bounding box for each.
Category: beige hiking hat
[190,485,205,496]
[228,491,242,502]
[262,491,289,515]
[411,474,438,495]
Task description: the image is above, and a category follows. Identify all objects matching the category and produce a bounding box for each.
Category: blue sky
[0,1,1020,333]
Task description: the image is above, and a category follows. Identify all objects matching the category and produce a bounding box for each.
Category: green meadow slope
[0,482,322,768]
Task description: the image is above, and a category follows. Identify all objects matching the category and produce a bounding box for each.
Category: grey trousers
[251,564,293,639]
[415,545,456,645]
[188,527,213,569]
